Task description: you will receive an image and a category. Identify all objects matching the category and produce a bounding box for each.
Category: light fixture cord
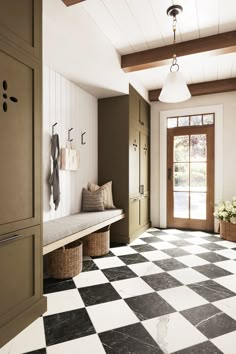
[170,13,179,72]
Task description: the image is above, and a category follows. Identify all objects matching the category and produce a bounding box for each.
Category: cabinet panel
[0,50,40,235]
[0,225,42,328]
[140,132,149,194]
[140,99,150,129]
[129,88,140,123]
[129,198,140,235]
[0,0,33,46]
[140,196,150,226]
[129,122,140,197]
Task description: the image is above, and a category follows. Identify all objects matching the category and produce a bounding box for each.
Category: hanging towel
[60,146,70,170]
[69,148,80,170]
[49,134,60,210]
[61,143,80,171]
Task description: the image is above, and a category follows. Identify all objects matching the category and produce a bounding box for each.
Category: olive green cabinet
[0,226,45,346]
[0,0,46,348]
[0,49,41,236]
[129,122,140,198]
[98,85,150,244]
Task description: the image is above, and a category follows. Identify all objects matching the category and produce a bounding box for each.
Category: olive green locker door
[140,133,149,195]
[129,87,140,123]
[140,132,150,226]
[0,50,41,235]
[129,123,140,198]
[140,99,150,129]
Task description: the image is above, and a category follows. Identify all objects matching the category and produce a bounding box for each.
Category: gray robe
[49,134,60,210]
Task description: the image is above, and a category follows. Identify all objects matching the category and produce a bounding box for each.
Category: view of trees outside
[173,134,207,220]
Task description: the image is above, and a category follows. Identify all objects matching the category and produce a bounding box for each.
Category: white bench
[43,209,125,255]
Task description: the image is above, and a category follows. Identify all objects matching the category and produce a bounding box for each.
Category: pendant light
[159,5,191,103]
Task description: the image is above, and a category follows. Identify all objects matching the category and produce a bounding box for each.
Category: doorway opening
[167,113,215,232]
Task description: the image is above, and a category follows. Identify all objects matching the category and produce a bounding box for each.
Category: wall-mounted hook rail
[81,132,86,145]
[52,122,58,135]
[68,128,73,142]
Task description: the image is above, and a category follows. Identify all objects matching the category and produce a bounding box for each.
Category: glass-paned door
[167,123,214,231]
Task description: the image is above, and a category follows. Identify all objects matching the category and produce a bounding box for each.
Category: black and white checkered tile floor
[2,228,236,354]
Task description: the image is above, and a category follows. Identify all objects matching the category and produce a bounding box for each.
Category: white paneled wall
[43,66,98,222]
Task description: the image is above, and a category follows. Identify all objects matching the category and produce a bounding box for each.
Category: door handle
[168,168,172,180]
[0,234,23,245]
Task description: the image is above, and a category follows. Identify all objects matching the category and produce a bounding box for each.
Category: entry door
[167,117,214,231]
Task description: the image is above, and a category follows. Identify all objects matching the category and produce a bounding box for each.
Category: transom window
[167,113,214,129]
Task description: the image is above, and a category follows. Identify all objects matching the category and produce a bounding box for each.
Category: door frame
[159,105,223,232]
[167,125,214,231]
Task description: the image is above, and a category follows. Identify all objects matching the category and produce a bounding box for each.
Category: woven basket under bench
[83,226,110,257]
[46,240,83,279]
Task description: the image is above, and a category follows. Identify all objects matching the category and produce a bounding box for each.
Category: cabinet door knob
[0,234,23,245]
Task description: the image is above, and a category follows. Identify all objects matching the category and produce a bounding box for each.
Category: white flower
[230,217,236,224]
[226,204,233,212]
[214,197,236,223]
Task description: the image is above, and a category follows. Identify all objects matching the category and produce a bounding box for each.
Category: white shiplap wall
[43,66,98,222]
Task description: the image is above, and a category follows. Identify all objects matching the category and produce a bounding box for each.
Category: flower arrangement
[214,197,236,224]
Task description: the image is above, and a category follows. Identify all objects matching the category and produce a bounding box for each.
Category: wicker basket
[220,221,236,241]
[83,227,110,257]
[47,240,83,279]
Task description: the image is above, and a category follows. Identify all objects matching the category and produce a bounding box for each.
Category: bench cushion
[43,209,123,246]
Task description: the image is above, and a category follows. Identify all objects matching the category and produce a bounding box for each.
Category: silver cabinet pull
[0,234,23,245]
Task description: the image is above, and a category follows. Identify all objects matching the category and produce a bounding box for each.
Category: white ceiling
[43,0,236,99]
[83,0,236,55]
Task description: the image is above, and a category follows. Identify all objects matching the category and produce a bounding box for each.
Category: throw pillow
[82,188,104,212]
[88,181,116,209]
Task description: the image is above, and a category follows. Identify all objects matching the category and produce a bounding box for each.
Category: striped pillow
[88,181,116,209]
[82,188,104,212]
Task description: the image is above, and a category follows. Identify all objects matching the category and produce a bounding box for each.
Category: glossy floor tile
[1,228,236,354]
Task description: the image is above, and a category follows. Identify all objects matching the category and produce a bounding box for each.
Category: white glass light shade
[159,70,191,103]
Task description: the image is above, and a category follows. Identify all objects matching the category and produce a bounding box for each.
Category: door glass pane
[174,192,189,218]
[190,134,207,162]
[174,163,189,191]
[174,135,189,162]
[190,115,202,125]
[191,193,206,219]
[168,118,177,128]
[203,114,214,125]
[178,116,189,127]
[190,163,207,192]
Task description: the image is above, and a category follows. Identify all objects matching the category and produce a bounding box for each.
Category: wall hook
[68,128,73,142]
[52,122,58,135]
[81,132,86,145]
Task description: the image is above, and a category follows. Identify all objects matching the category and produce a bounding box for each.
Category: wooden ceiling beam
[148,78,236,102]
[62,0,86,7]
[122,31,236,73]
